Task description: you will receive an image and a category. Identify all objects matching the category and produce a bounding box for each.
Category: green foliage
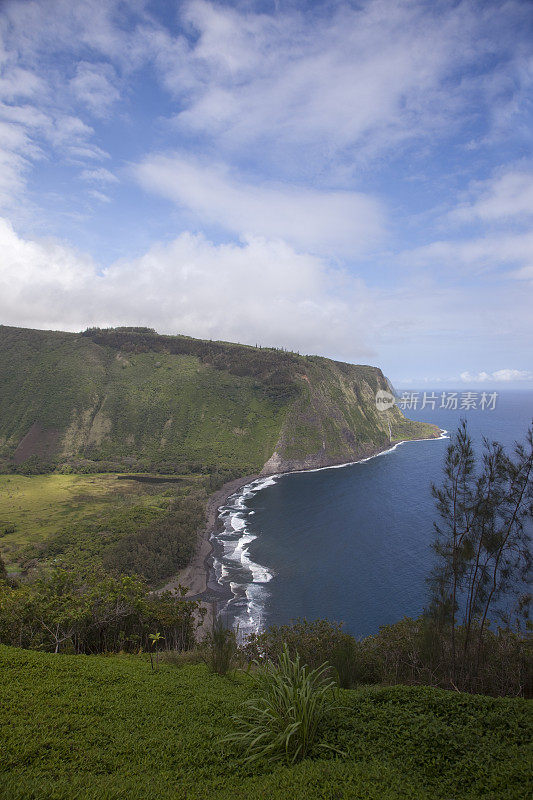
[0,564,201,654]
[243,618,352,673]
[1,645,530,799]
[201,616,240,676]
[100,497,204,583]
[428,421,532,690]
[0,325,291,474]
[329,633,360,689]
[0,473,205,584]
[0,324,438,476]
[225,646,339,764]
[243,617,532,698]
[148,631,164,671]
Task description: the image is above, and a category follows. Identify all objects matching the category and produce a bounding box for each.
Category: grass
[0,645,530,799]
[0,473,201,570]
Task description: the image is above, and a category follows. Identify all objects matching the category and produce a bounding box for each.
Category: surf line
[211,429,449,635]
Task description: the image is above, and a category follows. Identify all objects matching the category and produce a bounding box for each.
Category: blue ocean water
[213,391,533,638]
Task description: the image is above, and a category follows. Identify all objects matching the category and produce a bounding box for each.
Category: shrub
[224,645,339,764]
[242,616,532,697]
[329,633,360,689]
[201,617,239,676]
[0,564,201,654]
[242,618,353,672]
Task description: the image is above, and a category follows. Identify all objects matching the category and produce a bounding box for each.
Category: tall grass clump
[329,633,360,689]
[224,645,339,764]
[201,616,239,676]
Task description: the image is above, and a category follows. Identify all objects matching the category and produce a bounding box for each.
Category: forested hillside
[0,325,439,476]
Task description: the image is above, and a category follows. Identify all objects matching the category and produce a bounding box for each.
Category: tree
[428,420,532,690]
[0,561,202,655]
[148,631,164,671]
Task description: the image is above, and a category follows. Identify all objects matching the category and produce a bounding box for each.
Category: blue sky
[1,0,532,387]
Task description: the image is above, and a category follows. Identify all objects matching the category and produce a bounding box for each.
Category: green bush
[244,617,532,698]
[242,618,353,672]
[0,564,202,654]
[225,646,339,764]
[201,617,240,676]
[329,633,360,689]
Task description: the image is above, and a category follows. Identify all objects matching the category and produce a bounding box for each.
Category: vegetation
[0,562,202,654]
[225,646,339,764]
[243,616,531,698]
[201,616,240,676]
[427,420,532,692]
[1,644,530,800]
[0,324,438,476]
[0,472,205,583]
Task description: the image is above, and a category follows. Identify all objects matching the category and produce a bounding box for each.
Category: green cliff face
[0,325,439,475]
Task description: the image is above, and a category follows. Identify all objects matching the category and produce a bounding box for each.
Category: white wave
[243,583,267,635]
[214,428,447,635]
[229,513,246,532]
[212,478,276,635]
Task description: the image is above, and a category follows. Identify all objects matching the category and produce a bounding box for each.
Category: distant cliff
[0,325,439,475]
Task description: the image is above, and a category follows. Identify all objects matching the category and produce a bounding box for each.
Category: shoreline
[159,473,261,632]
[162,429,446,634]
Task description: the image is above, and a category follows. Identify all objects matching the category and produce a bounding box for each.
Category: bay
[213,390,533,637]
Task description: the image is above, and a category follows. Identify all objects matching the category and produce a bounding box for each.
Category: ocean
[211,390,533,638]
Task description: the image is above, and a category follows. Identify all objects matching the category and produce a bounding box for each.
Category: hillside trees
[0,563,203,654]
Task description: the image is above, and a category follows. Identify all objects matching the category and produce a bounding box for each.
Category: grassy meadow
[0,473,205,578]
[0,645,530,800]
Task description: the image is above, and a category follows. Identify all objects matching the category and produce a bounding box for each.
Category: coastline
[159,473,260,632]
[162,428,446,636]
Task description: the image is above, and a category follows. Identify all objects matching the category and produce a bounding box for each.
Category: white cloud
[405,231,533,277]
[460,369,533,383]
[88,189,111,203]
[0,2,122,205]
[134,154,384,256]
[451,169,533,224]
[417,165,533,282]
[0,216,376,357]
[0,66,44,100]
[155,0,533,167]
[0,0,149,66]
[0,116,42,203]
[81,167,118,183]
[1,210,532,396]
[1,217,532,385]
[70,62,121,118]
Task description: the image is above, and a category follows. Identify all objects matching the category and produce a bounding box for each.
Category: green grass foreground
[1,646,530,800]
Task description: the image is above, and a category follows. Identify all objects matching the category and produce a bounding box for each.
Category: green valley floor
[0,646,530,800]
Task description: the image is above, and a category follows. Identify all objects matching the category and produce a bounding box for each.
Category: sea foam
[212,431,447,636]
[211,475,277,636]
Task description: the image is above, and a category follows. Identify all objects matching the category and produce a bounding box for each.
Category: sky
[0,0,532,388]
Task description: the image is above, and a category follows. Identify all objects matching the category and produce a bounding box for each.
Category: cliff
[0,325,439,475]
